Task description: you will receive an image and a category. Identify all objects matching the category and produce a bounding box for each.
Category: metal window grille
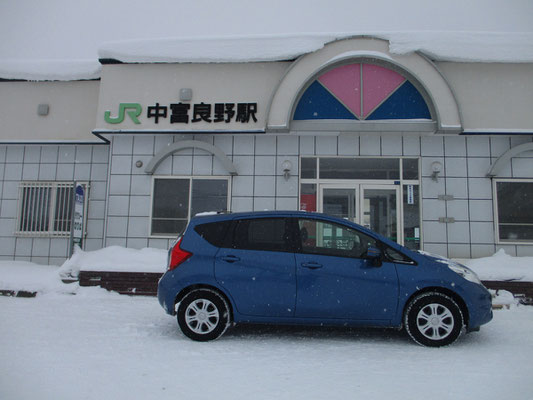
[16,182,86,237]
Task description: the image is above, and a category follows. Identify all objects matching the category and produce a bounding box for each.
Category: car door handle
[301,262,323,269]
[220,255,240,263]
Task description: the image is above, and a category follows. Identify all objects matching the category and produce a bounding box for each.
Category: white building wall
[0,143,109,264]
[1,133,532,263]
[0,81,100,142]
[104,134,301,249]
[436,62,533,133]
[102,132,533,259]
[418,135,533,258]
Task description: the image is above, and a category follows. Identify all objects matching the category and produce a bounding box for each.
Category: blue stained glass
[293,81,357,120]
[365,81,431,120]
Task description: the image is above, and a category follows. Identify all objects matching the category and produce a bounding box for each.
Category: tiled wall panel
[0,144,108,264]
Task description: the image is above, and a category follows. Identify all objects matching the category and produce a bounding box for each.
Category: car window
[232,218,293,252]
[194,220,232,247]
[298,218,377,258]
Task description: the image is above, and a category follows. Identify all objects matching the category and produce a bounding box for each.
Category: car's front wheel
[177,289,230,341]
[404,292,464,347]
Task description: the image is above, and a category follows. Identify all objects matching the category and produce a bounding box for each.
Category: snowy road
[1,289,533,400]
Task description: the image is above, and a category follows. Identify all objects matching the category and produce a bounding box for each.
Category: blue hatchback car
[158,211,492,346]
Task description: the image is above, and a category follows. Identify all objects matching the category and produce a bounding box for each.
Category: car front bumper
[466,283,493,330]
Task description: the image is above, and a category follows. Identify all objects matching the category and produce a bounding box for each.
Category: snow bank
[0,59,101,81]
[458,249,533,282]
[58,245,167,277]
[490,289,519,307]
[1,246,167,295]
[0,261,74,294]
[1,246,532,297]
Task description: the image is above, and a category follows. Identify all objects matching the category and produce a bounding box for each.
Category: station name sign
[104,102,258,125]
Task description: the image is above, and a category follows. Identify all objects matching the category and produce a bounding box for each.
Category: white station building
[1,35,532,264]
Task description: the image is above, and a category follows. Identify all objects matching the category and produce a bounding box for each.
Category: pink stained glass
[362,64,405,118]
[318,64,361,118]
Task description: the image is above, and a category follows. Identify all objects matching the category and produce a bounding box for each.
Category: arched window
[293,62,431,121]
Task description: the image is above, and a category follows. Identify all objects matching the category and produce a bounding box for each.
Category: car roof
[190,210,374,236]
[190,210,326,222]
[189,210,409,252]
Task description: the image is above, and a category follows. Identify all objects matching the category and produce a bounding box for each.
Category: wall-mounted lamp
[37,103,49,116]
[180,88,193,101]
[135,160,143,168]
[431,161,443,182]
[282,160,292,181]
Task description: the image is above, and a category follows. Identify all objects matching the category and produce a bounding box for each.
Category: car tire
[177,289,230,342]
[404,292,464,347]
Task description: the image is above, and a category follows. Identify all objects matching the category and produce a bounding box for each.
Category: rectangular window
[402,158,419,180]
[151,177,229,236]
[300,157,317,179]
[319,158,400,180]
[16,182,86,237]
[495,180,533,242]
[152,178,190,236]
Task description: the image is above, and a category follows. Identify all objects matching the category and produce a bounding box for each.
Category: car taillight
[168,238,192,271]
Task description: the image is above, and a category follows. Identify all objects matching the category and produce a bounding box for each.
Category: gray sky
[1,0,532,60]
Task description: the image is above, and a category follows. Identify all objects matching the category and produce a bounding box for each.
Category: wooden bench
[0,289,37,298]
[482,281,533,305]
[78,271,163,296]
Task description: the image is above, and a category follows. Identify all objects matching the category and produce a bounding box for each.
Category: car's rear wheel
[404,292,464,347]
[177,289,230,341]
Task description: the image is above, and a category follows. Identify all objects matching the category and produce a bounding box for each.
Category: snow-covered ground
[1,247,533,399]
[1,287,533,400]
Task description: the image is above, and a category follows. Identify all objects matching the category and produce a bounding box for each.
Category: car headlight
[448,264,482,285]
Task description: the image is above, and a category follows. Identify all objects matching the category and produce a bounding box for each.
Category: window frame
[150,175,231,238]
[493,178,533,244]
[15,181,89,238]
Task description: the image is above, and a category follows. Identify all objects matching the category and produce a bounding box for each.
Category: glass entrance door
[361,185,400,243]
[319,183,401,244]
[319,186,358,222]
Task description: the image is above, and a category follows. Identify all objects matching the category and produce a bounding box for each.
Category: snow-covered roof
[1,0,533,81]
[98,34,340,64]
[98,32,533,65]
[0,59,101,81]
[2,32,533,81]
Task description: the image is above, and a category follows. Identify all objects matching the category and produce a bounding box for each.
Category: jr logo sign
[104,103,142,124]
[104,101,258,126]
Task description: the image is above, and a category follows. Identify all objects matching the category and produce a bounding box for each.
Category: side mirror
[365,246,383,267]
